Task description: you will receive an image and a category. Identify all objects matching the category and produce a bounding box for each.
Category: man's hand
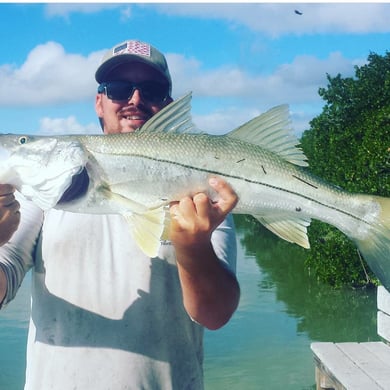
[0,184,20,246]
[169,176,238,251]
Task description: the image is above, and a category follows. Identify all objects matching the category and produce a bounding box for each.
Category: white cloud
[44,3,120,19]
[168,50,361,107]
[0,41,102,106]
[151,3,390,37]
[192,105,262,135]
[38,116,101,135]
[45,3,132,23]
[40,2,390,37]
[43,3,390,36]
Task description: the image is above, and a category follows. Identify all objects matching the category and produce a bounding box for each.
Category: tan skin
[0,62,240,329]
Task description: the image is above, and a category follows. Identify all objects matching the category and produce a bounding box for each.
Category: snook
[0,94,389,288]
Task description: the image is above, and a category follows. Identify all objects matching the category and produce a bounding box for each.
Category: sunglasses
[98,80,170,104]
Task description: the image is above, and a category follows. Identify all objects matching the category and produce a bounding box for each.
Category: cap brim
[95,55,169,85]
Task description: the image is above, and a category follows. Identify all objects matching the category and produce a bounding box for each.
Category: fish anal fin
[254,215,311,249]
[124,207,170,258]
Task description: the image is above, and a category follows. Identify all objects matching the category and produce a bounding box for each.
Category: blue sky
[1,2,390,136]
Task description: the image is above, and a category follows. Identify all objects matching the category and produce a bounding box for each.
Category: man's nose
[128,88,143,104]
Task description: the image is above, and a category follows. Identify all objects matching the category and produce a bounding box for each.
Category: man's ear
[95,93,104,118]
[95,94,105,131]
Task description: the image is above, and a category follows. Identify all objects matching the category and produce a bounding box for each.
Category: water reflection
[236,215,379,343]
[204,216,378,390]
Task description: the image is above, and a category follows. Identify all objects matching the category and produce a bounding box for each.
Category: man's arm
[169,177,240,330]
[0,186,43,308]
[0,184,20,246]
[0,184,21,304]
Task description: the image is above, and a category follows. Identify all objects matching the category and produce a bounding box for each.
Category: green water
[0,216,379,389]
[203,216,379,389]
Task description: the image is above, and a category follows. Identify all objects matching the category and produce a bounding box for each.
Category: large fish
[0,93,389,288]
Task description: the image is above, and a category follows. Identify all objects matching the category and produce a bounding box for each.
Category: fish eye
[18,136,28,145]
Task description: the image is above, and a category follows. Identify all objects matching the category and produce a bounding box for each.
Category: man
[0,39,240,389]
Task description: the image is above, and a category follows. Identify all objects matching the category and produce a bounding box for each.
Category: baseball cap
[95,40,172,93]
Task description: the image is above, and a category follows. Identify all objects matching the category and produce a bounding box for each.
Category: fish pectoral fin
[124,207,170,258]
[254,215,311,249]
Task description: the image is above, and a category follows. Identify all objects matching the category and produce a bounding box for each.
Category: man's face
[95,62,172,134]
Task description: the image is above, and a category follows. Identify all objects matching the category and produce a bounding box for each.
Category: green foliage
[300,51,390,288]
[306,222,374,288]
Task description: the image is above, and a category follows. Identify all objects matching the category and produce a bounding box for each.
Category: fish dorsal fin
[227,105,308,167]
[138,92,199,134]
[254,214,311,249]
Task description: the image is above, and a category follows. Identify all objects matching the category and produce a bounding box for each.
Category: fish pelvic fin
[227,105,308,167]
[99,186,170,257]
[355,196,390,290]
[254,215,311,249]
[124,206,170,258]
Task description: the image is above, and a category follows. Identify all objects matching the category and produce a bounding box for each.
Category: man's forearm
[176,242,240,330]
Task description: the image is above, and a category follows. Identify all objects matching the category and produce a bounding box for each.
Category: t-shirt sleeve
[211,214,237,274]
[0,194,43,308]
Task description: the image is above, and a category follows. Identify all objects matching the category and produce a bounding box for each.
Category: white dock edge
[378,286,390,343]
[311,286,390,390]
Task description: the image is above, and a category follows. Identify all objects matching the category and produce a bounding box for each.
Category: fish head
[0,134,87,176]
[0,134,55,164]
[0,133,88,209]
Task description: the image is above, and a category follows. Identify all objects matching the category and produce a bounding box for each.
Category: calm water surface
[0,216,379,389]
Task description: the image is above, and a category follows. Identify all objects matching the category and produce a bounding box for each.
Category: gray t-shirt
[0,196,237,390]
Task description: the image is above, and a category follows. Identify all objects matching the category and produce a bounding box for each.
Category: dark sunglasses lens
[139,82,168,103]
[101,81,168,103]
[106,82,132,100]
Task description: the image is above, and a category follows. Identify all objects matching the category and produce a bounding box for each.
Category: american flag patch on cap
[113,41,151,57]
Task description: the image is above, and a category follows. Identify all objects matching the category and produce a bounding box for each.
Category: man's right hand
[0,184,20,245]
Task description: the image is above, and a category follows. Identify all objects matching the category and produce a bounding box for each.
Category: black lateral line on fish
[129,154,371,226]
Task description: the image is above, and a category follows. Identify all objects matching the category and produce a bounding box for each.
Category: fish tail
[355,196,390,290]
